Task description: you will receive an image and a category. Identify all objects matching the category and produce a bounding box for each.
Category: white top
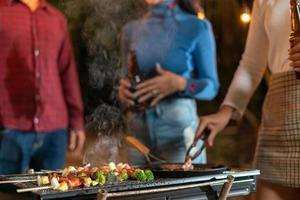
[222,0,291,118]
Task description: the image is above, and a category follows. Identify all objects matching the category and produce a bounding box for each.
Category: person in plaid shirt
[0,0,85,174]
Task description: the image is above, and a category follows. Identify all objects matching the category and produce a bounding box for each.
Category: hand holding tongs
[185,128,210,163]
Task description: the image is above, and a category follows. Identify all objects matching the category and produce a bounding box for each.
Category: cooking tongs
[185,128,210,163]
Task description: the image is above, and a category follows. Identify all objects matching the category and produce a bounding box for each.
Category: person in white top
[196,0,300,199]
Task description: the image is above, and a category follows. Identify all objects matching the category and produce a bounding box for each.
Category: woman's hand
[289,38,300,72]
[196,106,234,147]
[136,65,187,106]
[117,78,135,107]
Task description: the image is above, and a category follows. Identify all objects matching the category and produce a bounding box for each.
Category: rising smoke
[54,0,147,112]
[50,0,147,165]
[83,104,126,165]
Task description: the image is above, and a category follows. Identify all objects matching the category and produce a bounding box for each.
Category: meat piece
[68,178,81,188]
[182,158,194,171]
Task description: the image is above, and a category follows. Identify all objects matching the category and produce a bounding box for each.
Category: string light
[197,11,205,19]
[240,5,251,24]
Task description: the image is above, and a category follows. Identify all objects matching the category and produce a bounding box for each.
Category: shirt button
[36,72,40,78]
[34,49,40,57]
[33,117,39,124]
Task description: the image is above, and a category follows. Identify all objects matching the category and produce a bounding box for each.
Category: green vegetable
[134,169,147,182]
[118,172,129,182]
[91,180,99,186]
[144,169,154,181]
[107,171,117,184]
[91,171,104,180]
[97,173,106,185]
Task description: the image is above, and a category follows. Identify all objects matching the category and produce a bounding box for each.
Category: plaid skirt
[254,71,300,187]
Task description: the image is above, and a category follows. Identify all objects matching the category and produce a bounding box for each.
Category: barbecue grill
[0,169,259,200]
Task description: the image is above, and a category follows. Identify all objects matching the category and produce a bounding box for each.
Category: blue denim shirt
[121,1,219,100]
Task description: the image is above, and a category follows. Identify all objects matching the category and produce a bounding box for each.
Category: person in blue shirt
[118,0,219,165]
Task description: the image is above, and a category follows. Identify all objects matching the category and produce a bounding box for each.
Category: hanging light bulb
[197,11,205,19]
[240,5,251,24]
[197,5,205,20]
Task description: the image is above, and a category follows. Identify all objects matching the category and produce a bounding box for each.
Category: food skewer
[17,186,53,193]
[0,174,50,185]
[0,179,36,184]
[0,163,91,185]
[11,162,155,193]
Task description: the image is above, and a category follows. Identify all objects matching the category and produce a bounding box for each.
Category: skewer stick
[0,179,36,184]
[17,185,53,193]
[40,169,63,173]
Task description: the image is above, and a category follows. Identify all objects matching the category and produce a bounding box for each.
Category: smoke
[55,0,147,113]
[80,0,147,108]
[83,104,127,166]
[83,135,123,166]
[85,104,124,137]
[49,0,148,165]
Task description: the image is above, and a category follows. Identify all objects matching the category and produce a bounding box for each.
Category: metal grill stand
[0,169,260,200]
[97,175,235,200]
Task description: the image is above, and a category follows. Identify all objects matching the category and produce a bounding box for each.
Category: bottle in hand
[290,0,300,46]
[127,50,146,112]
[290,0,300,78]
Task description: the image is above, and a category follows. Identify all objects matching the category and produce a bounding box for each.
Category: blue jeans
[0,128,67,174]
[128,98,206,165]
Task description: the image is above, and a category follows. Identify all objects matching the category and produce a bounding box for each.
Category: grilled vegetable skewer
[16,162,155,193]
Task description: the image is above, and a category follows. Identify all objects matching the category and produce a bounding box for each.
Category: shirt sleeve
[58,19,84,131]
[221,0,269,119]
[182,20,219,101]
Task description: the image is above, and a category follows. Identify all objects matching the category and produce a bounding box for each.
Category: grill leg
[97,189,108,200]
[218,175,234,200]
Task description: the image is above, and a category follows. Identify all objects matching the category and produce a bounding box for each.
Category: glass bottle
[290,0,300,78]
[290,0,300,46]
[127,50,146,111]
[289,0,300,79]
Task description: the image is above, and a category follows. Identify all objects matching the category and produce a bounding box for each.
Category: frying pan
[150,163,227,178]
[126,130,227,177]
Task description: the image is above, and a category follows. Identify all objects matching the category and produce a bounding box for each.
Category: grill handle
[98,189,108,200]
[97,178,230,200]
[218,175,235,200]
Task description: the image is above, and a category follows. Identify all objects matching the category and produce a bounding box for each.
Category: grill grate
[0,169,260,200]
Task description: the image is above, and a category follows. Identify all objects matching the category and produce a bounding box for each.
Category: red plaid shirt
[0,0,84,132]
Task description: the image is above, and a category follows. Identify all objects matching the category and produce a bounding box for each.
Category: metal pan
[127,130,227,177]
[150,163,228,178]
